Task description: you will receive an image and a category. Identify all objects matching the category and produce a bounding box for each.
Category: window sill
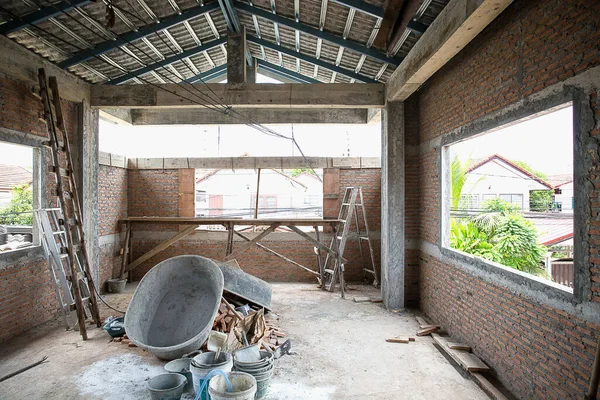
[0,245,44,266]
[439,245,574,303]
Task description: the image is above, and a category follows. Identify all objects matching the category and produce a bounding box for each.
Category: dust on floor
[0,283,487,400]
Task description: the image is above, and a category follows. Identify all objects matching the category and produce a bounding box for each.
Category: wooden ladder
[354,187,379,287]
[37,68,101,340]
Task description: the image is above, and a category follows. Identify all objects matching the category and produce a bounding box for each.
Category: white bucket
[191,352,233,396]
[208,372,257,400]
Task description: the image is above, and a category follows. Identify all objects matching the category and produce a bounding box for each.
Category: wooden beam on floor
[91,83,385,109]
[386,0,513,101]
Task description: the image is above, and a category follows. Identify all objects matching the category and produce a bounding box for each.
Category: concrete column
[247,58,257,83]
[82,101,100,284]
[381,100,405,310]
[227,27,247,84]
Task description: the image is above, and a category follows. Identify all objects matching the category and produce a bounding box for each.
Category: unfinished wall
[410,0,600,398]
[98,164,128,289]
[0,71,76,342]
[126,167,382,284]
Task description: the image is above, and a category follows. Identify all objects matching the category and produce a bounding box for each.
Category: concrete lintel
[126,156,381,170]
[0,36,90,102]
[386,0,513,102]
[99,108,132,125]
[91,83,385,109]
[99,151,128,168]
[129,108,369,124]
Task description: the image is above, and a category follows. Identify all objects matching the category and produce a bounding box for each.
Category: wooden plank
[432,334,489,372]
[126,225,198,271]
[123,217,343,226]
[416,326,439,336]
[471,373,510,400]
[353,296,371,303]
[386,337,410,343]
[415,316,428,326]
[224,223,279,261]
[448,342,471,352]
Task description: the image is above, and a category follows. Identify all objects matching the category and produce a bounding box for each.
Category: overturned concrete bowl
[125,255,224,360]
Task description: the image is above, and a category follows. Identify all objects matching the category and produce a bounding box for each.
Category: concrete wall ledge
[99,153,382,169]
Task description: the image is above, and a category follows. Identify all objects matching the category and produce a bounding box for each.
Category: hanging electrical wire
[1,1,321,178]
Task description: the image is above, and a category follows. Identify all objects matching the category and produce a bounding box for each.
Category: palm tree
[451,155,469,210]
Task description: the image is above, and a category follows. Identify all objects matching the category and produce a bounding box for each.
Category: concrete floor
[0,283,487,399]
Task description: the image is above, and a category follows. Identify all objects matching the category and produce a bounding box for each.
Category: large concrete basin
[125,255,224,360]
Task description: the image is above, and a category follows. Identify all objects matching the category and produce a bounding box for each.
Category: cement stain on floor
[0,283,488,399]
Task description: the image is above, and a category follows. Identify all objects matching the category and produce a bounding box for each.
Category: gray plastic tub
[125,255,224,360]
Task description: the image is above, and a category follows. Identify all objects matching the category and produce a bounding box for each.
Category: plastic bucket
[254,371,273,400]
[208,372,257,400]
[146,373,187,400]
[190,352,233,396]
[164,358,193,393]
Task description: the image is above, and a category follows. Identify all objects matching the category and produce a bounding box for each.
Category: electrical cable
[2,1,323,182]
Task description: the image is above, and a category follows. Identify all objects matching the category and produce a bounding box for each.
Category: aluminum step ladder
[37,68,101,339]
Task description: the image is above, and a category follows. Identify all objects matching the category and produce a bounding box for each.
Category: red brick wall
[0,72,79,342]
[98,165,127,237]
[98,165,128,289]
[413,0,600,398]
[127,167,382,283]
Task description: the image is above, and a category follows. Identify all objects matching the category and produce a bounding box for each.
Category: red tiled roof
[0,164,32,189]
[466,154,554,190]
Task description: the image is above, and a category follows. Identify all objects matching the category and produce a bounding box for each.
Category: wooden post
[226,222,234,256]
[119,221,131,280]
[314,226,324,286]
[254,168,262,219]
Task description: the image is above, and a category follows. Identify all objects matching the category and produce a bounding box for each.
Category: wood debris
[353,296,371,303]
[416,325,440,336]
[386,336,415,343]
[212,298,287,352]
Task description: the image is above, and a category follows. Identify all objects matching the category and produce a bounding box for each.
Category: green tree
[290,168,315,177]
[451,155,469,210]
[0,184,33,225]
[511,160,548,179]
[529,190,553,212]
[451,198,546,276]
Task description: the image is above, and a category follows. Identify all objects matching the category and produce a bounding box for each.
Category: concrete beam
[130,108,369,125]
[227,28,247,84]
[99,108,132,125]
[127,156,381,169]
[91,83,385,109]
[386,0,513,101]
[0,36,89,102]
[381,101,404,309]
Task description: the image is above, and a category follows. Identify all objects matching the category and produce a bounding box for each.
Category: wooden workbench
[118,217,345,289]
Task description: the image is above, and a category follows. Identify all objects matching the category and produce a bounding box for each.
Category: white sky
[450,105,573,176]
[99,73,382,158]
[0,142,33,167]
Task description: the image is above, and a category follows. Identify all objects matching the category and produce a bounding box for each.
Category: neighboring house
[461,154,554,211]
[548,174,574,213]
[195,169,322,219]
[0,164,32,209]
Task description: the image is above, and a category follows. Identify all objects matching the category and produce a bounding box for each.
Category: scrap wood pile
[212,297,286,353]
